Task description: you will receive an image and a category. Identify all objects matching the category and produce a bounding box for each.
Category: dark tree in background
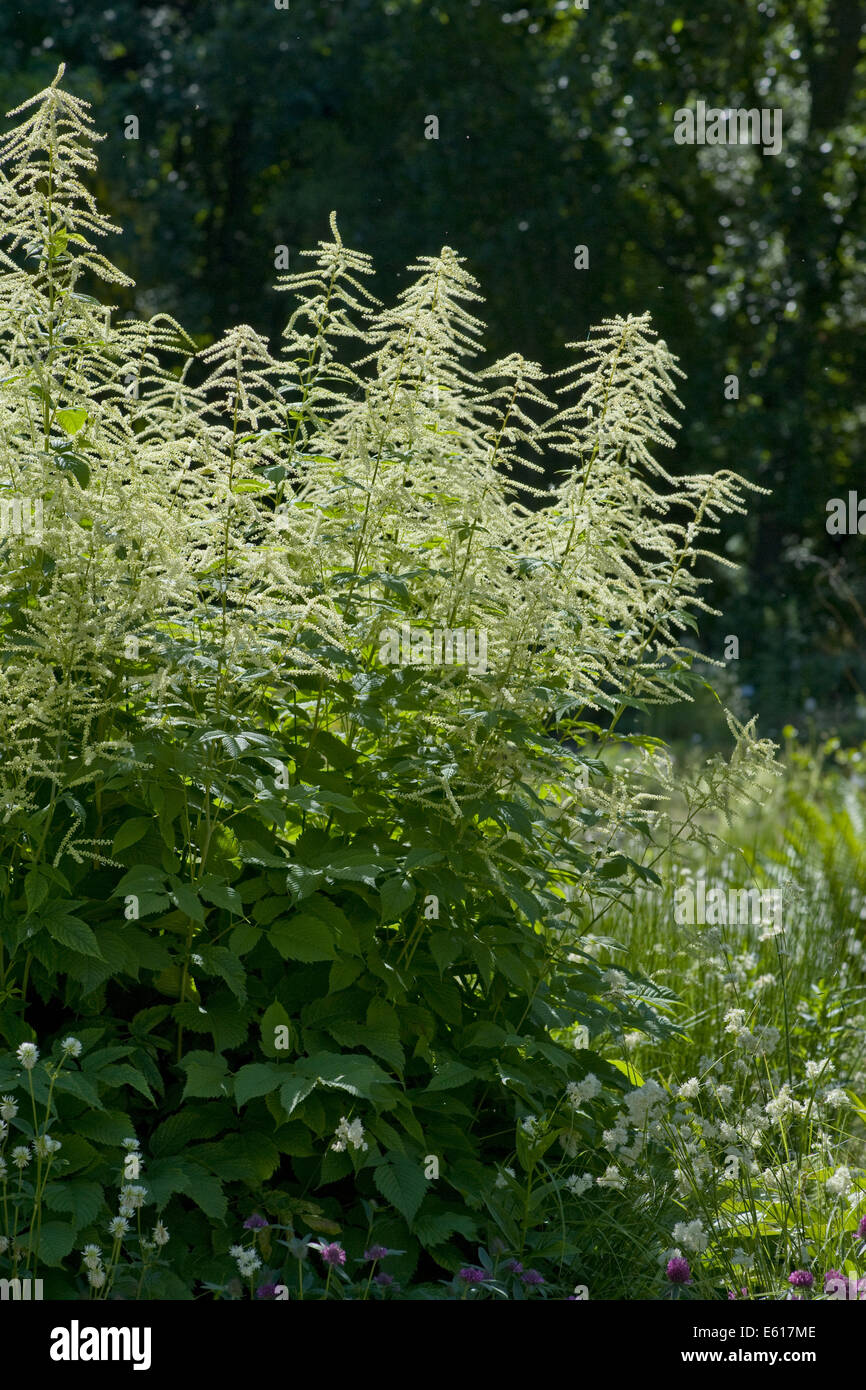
[2,0,864,737]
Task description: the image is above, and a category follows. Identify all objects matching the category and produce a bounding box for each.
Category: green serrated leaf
[234,1062,284,1107]
[373,1153,427,1225]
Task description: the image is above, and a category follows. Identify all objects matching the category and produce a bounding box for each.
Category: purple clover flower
[373,1272,394,1286]
[243,1213,269,1230]
[788,1270,813,1288]
[319,1242,346,1267]
[666,1257,692,1285]
[458,1267,488,1283]
[505,1259,523,1274]
[255,1283,279,1299]
[857,1216,866,1240]
[363,1245,389,1262]
[522,1269,544,1286]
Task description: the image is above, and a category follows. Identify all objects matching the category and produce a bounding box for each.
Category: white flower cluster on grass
[81,1244,106,1289]
[672,1218,708,1253]
[566,1073,601,1110]
[331,1116,368,1153]
[230,1244,262,1278]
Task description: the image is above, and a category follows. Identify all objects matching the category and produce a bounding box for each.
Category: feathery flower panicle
[0,74,783,1165]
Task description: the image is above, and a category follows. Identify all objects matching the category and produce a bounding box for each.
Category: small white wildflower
[623,1078,667,1128]
[672,1218,707,1253]
[566,1173,593,1196]
[765,1084,802,1123]
[88,1269,106,1289]
[602,968,628,991]
[758,920,784,940]
[121,1138,140,1152]
[521,1115,545,1139]
[723,1008,747,1034]
[191,953,204,968]
[119,1184,147,1210]
[61,1037,83,1057]
[11,1145,31,1168]
[677,1078,701,1101]
[32,1134,62,1158]
[332,1116,368,1153]
[752,1025,780,1055]
[602,1125,629,1152]
[674,1167,691,1197]
[15,1042,38,1070]
[713,1084,733,1107]
[495,1166,516,1189]
[826,1166,853,1198]
[596,1165,627,1191]
[566,1073,601,1108]
[822,1088,850,1110]
[806,1058,833,1080]
[82,1244,101,1259]
[0,1095,17,1121]
[152,1222,169,1246]
[108,1216,129,1238]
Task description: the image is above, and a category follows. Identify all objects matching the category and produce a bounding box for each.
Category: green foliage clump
[0,70,776,1297]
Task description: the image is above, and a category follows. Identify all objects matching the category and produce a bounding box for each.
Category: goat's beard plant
[0,67,780,1298]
